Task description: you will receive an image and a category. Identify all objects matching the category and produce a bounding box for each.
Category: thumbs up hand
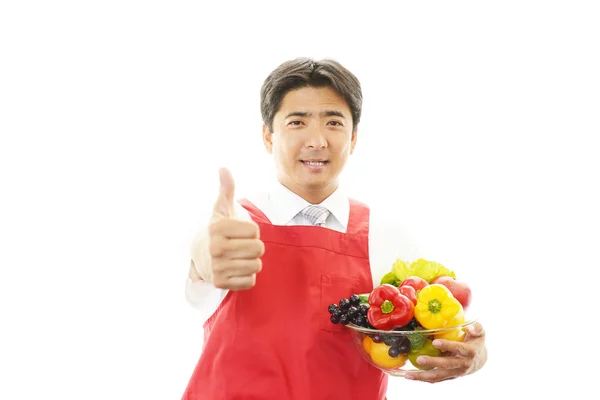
[200,168,265,290]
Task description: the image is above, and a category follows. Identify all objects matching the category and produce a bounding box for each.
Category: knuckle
[458,345,471,357]
[210,261,225,274]
[245,259,261,274]
[463,359,474,371]
[450,361,464,370]
[234,275,256,291]
[239,220,260,238]
[428,372,451,383]
[251,221,261,237]
[255,239,265,256]
[255,258,263,273]
[212,275,226,288]
[208,220,223,236]
[209,240,225,257]
[245,274,255,285]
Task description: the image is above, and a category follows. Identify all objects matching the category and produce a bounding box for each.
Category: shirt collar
[268,179,350,228]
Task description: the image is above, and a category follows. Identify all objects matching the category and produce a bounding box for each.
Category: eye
[327,121,343,126]
[288,121,304,126]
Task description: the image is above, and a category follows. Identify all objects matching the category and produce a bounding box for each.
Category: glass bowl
[345,318,478,376]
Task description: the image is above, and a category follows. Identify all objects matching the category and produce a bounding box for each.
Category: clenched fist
[190,168,265,290]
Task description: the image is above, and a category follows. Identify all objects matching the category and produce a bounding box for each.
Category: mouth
[300,159,328,167]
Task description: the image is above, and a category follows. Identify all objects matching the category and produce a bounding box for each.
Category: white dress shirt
[185,180,426,323]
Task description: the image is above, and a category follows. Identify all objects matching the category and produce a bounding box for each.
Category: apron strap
[347,198,370,237]
[238,198,273,225]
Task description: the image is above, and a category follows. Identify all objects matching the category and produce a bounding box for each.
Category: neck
[279,179,338,204]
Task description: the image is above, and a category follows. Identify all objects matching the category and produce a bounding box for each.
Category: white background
[1,1,599,399]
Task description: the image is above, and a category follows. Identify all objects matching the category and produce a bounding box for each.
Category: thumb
[213,167,235,219]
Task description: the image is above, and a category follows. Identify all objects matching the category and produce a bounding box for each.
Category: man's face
[263,86,357,199]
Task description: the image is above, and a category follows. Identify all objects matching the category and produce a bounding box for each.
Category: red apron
[182,198,387,400]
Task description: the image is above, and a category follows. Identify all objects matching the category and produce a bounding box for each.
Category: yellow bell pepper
[414,284,463,329]
[433,309,466,341]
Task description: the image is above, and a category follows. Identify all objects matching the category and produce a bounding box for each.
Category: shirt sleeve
[184,278,229,321]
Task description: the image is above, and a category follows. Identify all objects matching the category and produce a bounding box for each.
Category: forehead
[276,86,350,115]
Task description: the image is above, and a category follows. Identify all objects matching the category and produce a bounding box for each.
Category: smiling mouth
[301,160,328,166]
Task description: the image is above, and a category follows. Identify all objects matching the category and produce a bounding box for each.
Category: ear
[350,127,358,154]
[262,124,273,154]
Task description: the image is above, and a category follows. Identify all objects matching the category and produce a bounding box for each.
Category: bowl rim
[345,317,479,335]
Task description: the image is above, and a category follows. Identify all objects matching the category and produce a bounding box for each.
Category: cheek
[273,136,299,164]
[279,137,301,159]
[333,139,353,158]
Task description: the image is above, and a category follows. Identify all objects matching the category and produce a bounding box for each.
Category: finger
[413,354,471,371]
[225,239,265,259]
[210,238,265,259]
[213,258,263,277]
[432,339,477,358]
[466,322,485,338]
[214,274,256,290]
[404,368,459,383]
[209,219,260,239]
[213,167,235,219]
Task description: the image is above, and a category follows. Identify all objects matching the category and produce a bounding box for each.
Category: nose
[304,127,327,149]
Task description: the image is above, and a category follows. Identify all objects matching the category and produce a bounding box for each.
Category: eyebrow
[284,110,347,119]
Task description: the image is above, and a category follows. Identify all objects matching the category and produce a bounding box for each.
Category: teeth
[305,161,325,166]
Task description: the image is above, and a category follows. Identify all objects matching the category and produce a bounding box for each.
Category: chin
[300,176,334,190]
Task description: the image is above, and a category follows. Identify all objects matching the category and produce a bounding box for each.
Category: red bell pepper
[398,285,418,306]
[367,284,414,330]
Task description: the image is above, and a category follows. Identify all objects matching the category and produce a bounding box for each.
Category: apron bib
[182,199,387,400]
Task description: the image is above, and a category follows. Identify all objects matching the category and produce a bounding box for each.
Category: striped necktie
[300,205,330,227]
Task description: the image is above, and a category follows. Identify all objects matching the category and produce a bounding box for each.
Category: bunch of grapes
[372,334,412,357]
[328,294,375,329]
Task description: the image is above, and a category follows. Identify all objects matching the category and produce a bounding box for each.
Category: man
[182,58,487,400]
